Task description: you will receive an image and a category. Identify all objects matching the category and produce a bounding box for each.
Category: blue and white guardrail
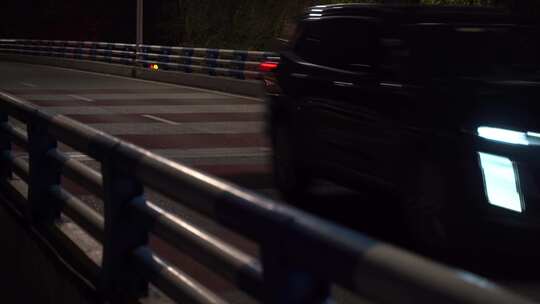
[0,39,277,80]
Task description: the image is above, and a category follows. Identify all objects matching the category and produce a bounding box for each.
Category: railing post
[0,113,12,181]
[132,44,139,78]
[27,117,61,224]
[100,143,149,301]
[261,218,332,304]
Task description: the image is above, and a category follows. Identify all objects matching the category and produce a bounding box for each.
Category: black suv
[262,4,540,254]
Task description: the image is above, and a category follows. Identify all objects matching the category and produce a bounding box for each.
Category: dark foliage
[0,0,136,42]
[0,1,538,49]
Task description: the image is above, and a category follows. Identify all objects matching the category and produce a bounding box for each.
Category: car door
[290,17,391,184]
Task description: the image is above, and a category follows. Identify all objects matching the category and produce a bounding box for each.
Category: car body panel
[263,4,540,252]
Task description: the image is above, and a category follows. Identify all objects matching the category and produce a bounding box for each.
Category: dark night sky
[0,0,146,43]
[0,0,540,45]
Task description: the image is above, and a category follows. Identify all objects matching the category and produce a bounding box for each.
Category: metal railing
[0,39,276,80]
[0,89,535,303]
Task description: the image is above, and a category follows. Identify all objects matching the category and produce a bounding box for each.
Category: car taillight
[259,61,279,73]
[259,59,281,94]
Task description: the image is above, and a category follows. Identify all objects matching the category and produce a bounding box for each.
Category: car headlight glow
[477,127,529,145]
[478,152,523,213]
[478,126,540,145]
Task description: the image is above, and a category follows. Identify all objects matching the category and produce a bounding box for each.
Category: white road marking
[14,151,91,160]
[22,92,232,101]
[20,82,36,88]
[40,104,264,115]
[86,121,263,135]
[67,94,94,102]
[153,147,270,158]
[66,147,270,159]
[141,115,179,125]
[12,148,269,165]
[13,62,263,102]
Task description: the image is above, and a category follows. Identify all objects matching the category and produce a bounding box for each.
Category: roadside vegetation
[1,1,538,49]
[151,0,539,50]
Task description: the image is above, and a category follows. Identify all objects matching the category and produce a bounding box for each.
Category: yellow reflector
[151,64,159,70]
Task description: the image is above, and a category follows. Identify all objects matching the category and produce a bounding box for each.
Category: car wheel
[272,123,310,201]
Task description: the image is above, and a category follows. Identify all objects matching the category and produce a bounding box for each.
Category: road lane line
[41,104,264,115]
[13,148,270,165]
[86,121,263,135]
[67,94,94,102]
[15,151,93,161]
[23,92,232,101]
[141,114,179,125]
[65,112,262,124]
[20,82,37,88]
[16,63,263,102]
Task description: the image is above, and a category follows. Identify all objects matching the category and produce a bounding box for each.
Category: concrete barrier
[0,53,264,98]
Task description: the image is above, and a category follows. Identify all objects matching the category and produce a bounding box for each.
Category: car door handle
[333,81,354,87]
[291,73,308,79]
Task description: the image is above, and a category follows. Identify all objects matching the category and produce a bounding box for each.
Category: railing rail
[0,39,276,80]
[0,89,536,303]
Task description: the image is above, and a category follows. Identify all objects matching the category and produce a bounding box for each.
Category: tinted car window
[408,25,540,78]
[294,18,380,71]
[293,21,323,63]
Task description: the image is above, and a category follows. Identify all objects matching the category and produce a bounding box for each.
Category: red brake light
[259,61,279,73]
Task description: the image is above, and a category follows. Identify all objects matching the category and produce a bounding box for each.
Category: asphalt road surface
[0,61,538,303]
